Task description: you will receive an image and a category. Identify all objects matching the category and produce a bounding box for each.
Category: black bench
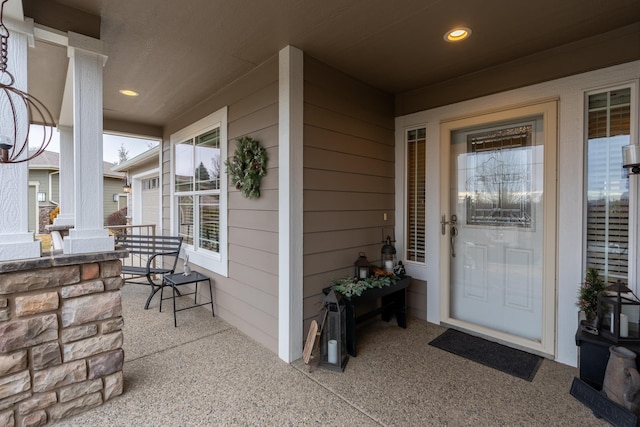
[114,234,183,309]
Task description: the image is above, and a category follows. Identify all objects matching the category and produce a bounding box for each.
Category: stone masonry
[0,253,125,426]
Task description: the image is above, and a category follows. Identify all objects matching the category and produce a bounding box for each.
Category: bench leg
[208,279,215,317]
[172,284,178,327]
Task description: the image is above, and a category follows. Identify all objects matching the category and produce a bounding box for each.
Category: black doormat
[428,329,543,382]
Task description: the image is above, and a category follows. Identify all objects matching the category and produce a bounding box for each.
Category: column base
[53,215,75,227]
[63,229,114,254]
[0,235,41,262]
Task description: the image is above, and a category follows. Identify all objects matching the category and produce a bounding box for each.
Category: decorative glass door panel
[449,119,544,341]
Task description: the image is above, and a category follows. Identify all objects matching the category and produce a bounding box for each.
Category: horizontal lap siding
[163,56,280,354]
[302,56,395,327]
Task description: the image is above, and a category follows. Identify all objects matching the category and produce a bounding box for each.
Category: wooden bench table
[323,276,412,357]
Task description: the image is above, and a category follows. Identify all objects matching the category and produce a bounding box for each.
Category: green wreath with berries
[224,136,268,199]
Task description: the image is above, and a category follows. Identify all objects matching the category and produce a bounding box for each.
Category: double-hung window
[585,87,633,284]
[171,108,228,276]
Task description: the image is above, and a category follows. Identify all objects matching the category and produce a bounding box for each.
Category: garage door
[141,177,160,232]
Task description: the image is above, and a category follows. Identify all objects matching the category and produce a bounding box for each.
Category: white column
[53,125,74,226]
[278,46,304,362]
[63,32,113,254]
[0,18,40,261]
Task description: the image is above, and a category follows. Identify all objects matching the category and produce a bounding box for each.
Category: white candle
[328,339,338,364]
[359,268,367,279]
[621,313,629,338]
[611,312,615,333]
[384,260,393,272]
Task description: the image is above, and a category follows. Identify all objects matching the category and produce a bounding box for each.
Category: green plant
[331,275,397,298]
[577,268,606,320]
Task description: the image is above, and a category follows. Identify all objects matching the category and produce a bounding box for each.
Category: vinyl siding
[302,56,397,327]
[162,56,280,354]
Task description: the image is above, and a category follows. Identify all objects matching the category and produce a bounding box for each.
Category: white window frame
[170,107,228,277]
[404,126,427,266]
[583,82,638,290]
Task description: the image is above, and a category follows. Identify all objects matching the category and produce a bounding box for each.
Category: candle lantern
[597,280,640,343]
[319,290,348,371]
[354,252,370,279]
[381,235,396,273]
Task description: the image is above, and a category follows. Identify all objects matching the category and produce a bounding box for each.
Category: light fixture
[444,27,472,42]
[119,89,139,97]
[622,145,640,174]
[0,0,54,164]
[122,176,131,193]
[37,191,45,202]
[113,194,119,202]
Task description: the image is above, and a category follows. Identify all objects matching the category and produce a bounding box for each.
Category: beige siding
[302,56,397,326]
[162,56,280,354]
[104,177,124,223]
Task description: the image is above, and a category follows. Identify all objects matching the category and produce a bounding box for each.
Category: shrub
[106,207,128,226]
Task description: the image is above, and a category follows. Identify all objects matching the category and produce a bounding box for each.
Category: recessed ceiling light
[119,89,139,97]
[444,27,472,42]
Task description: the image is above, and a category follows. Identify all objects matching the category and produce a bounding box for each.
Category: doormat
[428,329,543,381]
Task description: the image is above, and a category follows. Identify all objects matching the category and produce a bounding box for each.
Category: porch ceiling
[21,0,640,132]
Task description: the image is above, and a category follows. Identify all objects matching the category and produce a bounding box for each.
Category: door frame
[438,100,558,358]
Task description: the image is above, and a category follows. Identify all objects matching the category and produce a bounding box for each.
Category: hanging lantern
[319,290,348,372]
[0,0,54,164]
[354,252,370,279]
[598,280,640,343]
[381,235,396,273]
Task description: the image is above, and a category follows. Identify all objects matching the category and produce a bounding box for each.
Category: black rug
[428,329,543,381]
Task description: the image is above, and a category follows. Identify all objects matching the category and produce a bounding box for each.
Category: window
[465,124,533,228]
[171,108,227,276]
[142,178,158,190]
[406,127,426,263]
[585,87,631,283]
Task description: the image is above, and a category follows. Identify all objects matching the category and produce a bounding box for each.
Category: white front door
[439,101,557,357]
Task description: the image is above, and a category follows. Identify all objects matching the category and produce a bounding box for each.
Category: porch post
[52,125,75,226]
[278,46,304,363]
[63,32,114,254]
[0,17,40,261]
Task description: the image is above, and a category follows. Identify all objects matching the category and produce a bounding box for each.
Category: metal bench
[114,234,183,309]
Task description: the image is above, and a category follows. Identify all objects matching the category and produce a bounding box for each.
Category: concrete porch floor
[51,283,607,426]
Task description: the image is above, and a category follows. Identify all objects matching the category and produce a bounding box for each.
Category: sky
[29,125,159,164]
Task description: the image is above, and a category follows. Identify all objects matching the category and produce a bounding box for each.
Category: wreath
[224,136,268,199]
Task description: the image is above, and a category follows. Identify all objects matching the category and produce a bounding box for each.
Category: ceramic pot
[603,346,639,406]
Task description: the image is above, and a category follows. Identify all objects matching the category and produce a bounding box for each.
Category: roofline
[112,146,159,172]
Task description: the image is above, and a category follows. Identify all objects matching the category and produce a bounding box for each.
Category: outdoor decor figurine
[602,346,640,415]
[183,254,191,276]
[224,136,268,199]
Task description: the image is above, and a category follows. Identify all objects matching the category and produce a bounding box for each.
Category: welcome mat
[428,329,543,381]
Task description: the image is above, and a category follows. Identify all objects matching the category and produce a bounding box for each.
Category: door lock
[440,214,457,235]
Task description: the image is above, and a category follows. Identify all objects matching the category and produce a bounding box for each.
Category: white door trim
[439,99,558,358]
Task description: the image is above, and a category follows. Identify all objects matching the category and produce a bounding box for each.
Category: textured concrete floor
[51,283,608,426]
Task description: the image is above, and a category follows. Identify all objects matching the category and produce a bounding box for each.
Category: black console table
[323,276,411,357]
[575,328,640,390]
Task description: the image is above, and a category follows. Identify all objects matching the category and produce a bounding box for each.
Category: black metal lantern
[319,290,348,371]
[598,281,640,343]
[354,252,370,279]
[381,235,396,273]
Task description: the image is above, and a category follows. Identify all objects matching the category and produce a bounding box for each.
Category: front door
[440,102,557,357]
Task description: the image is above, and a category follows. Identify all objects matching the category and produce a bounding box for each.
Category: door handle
[450,225,458,258]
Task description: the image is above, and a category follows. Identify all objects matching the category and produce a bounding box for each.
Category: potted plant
[577,268,606,329]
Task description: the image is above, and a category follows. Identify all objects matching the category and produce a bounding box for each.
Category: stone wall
[0,254,124,426]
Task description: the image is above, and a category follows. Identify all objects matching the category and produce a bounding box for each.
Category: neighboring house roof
[28,150,125,179]
[111,146,159,173]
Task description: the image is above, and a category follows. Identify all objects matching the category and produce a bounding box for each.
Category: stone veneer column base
[0,249,127,426]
